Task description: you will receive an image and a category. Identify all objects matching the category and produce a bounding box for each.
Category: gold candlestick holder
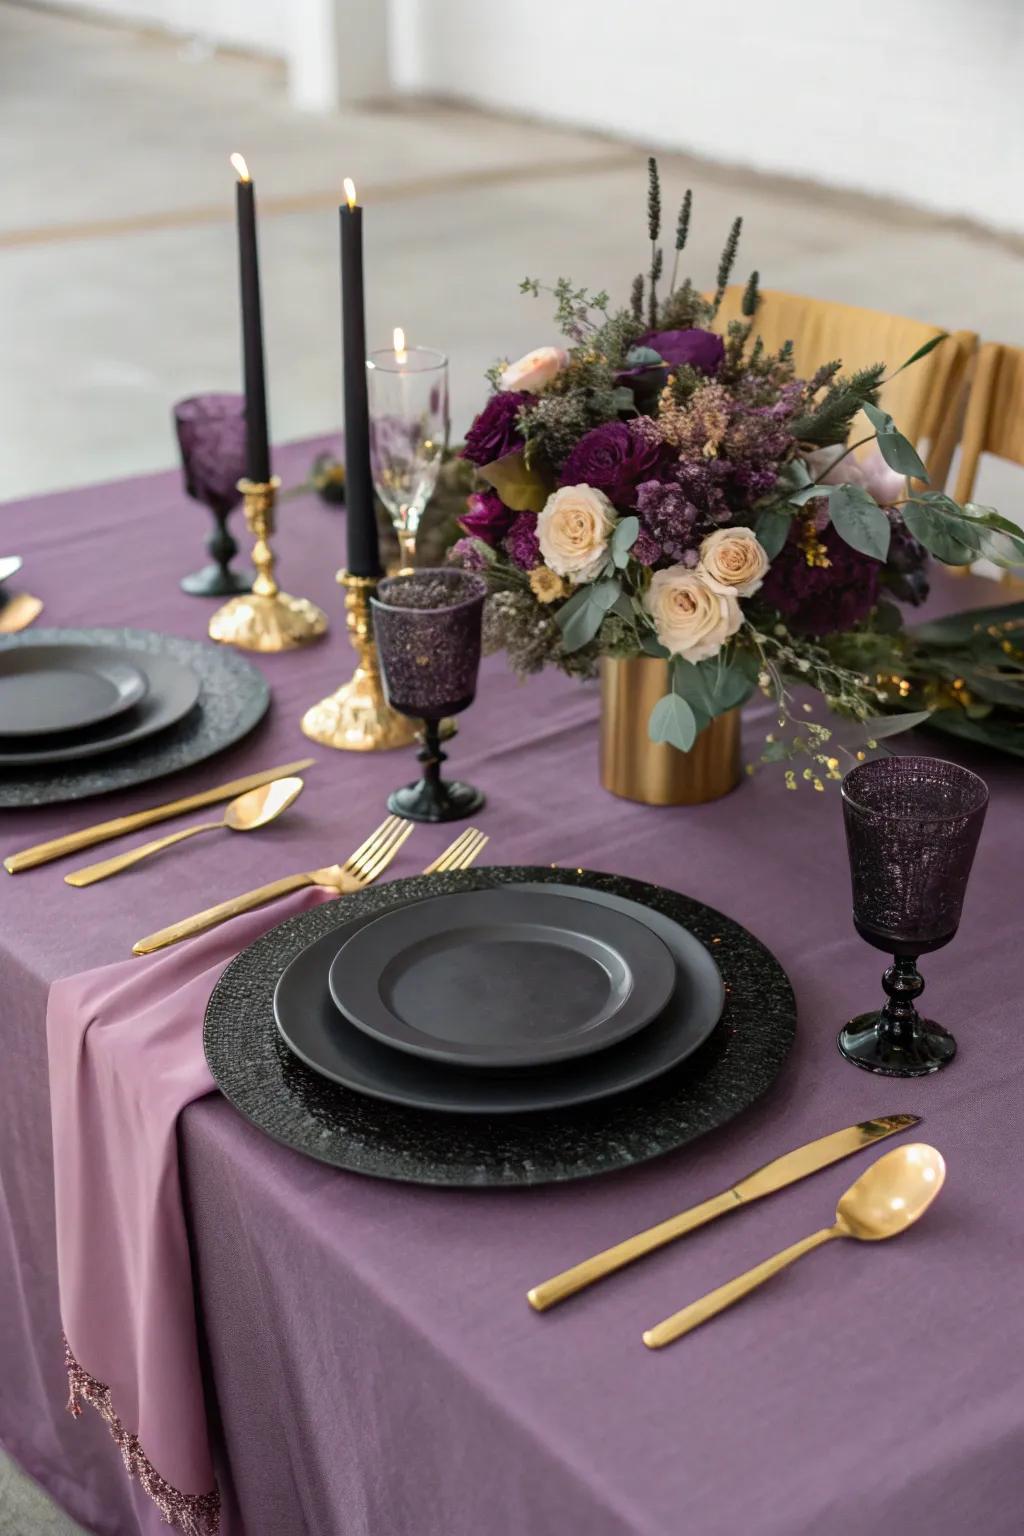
[208,477,328,652]
[300,570,419,751]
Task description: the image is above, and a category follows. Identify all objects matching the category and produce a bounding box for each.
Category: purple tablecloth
[2,440,1022,1536]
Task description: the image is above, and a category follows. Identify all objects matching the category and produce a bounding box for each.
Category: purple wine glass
[173,393,253,597]
[371,569,487,822]
[839,755,988,1076]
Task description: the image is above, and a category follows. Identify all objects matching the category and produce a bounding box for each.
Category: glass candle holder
[174,393,253,597]
[371,569,486,822]
[839,755,988,1076]
[367,344,449,572]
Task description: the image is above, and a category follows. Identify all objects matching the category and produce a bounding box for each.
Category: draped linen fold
[46,888,332,1533]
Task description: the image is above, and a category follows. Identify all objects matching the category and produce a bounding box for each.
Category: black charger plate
[0,628,270,807]
[205,867,796,1187]
[0,642,148,737]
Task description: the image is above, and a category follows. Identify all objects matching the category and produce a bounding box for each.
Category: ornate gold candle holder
[300,571,419,751]
[208,477,328,652]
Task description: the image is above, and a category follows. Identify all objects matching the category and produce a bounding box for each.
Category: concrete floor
[1,3,1023,1531]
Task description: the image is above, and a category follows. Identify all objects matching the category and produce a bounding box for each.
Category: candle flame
[393,327,407,364]
[229,152,250,182]
[343,177,357,209]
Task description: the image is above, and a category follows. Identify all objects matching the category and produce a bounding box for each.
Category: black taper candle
[340,187,382,579]
[233,158,271,484]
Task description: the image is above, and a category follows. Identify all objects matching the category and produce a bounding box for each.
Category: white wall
[53,0,292,55]
[390,0,1024,236]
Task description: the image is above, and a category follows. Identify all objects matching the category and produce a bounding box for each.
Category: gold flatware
[0,593,44,634]
[3,757,317,873]
[526,1114,920,1312]
[422,826,489,874]
[643,1142,945,1349]
[65,777,305,887]
[131,814,414,954]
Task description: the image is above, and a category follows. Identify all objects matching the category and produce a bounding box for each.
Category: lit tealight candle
[393,327,407,366]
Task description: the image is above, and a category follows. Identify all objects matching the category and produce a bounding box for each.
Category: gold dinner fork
[422,826,488,874]
[131,815,414,955]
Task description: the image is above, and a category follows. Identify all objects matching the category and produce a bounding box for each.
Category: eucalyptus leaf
[648,692,698,752]
[553,584,592,631]
[640,631,671,659]
[828,483,891,561]
[862,401,927,481]
[755,507,793,558]
[902,501,980,565]
[611,515,639,568]
[625,346,664,367]
[612,386,638,412]
[557,577,621,653]
[862,710,932,740]
[787,481,832,508]
[672,656,754,717]
[477,450,551,513]
[776,459,813,493]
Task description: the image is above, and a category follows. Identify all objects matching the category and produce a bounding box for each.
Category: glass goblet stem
[398,526,417,572]
[878,954,926,1045]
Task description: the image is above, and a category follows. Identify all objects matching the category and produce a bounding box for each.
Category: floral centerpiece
[450,160,1024,784]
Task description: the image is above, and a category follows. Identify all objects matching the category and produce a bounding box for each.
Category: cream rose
[500,346,569,393]
[698,527,769,598]
[644,566,742,663]
[537,484,615,583]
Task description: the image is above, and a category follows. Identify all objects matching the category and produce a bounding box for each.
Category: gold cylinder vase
[599,655,741,806]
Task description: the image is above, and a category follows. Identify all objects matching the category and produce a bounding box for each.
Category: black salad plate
[206,869,795,1185]
[0,629,270,807]
[282,882,719,1109]
[327,887,678,1069]
[0,648,199,765]
[0,643,149,737]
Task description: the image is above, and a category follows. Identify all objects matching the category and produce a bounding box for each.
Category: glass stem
[398,527,417,571]
[879,955,925,1042]
[419,720,445,790]
[210,509,237,579]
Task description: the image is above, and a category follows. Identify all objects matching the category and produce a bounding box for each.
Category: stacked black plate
[0,628,270,807]
[204,867,796,1187]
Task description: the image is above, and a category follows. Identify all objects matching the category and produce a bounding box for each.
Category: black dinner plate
[0,642,148,737]
[276,882,724,1113]
[327,886,677,1069]
[0,647,200,765]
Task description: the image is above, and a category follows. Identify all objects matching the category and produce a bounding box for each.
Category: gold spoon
[0,593,44,634]
[643,1143,945,1349]
[65,776,305,887]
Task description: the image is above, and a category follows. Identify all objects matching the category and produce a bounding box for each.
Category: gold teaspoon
[643,1143,945,1349]
[65,776,305,887]
[0,593,44,634]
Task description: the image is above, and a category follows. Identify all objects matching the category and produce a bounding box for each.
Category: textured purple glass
[372,571,486,720]
[174,394,247,516]
[842,756,988,952]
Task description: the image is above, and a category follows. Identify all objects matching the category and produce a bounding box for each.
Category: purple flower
[630,528,661,566]
[460,489,514,546]
[635,479,703,558]
[503,511,542,571]
[760,524,881,635]
[639,328,725,376]
[448,537,489,573]
[461,391,532,467]
[559,421,666,507]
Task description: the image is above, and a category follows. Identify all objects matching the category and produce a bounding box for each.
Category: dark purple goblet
[173,394,253,597]
[371,569,487,823]
[839,755,988,1076]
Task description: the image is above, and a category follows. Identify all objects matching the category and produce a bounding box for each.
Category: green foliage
[630,274,644,322]
[741,269,760,317]
[647,157,661,243]
[788,362,885,446]
[477,449,551,513]
[610,516,639,568]
[675,188,691,251]
[890,333,948,377]
[753,506,793,558]
[672,654,755,717]
[828,482,892,561]
[711,216,743,315]
[556,577,622,651]
[862,400,927,481]
[649,692,698,752]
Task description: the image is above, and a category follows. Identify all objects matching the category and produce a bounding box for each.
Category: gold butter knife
[3,758,317,873]
[526,1114,920,1312]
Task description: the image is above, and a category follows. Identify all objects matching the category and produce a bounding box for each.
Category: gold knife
[3,758,317,873]
[526,1114,920,1312]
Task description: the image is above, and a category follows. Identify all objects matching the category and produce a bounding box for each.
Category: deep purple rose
[460,490,514,546]
[461,391,531,467]
[559,421,666,507]
[640,328,725,376]
[760,524,881,636]
[503,512,542,572]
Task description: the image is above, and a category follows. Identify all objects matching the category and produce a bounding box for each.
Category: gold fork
[422,826,488,874]
[131,815,414,955]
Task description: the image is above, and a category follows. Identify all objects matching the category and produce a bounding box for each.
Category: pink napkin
[47,888,332,1535]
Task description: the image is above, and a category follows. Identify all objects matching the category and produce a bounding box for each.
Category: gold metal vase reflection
[599,656,741,806]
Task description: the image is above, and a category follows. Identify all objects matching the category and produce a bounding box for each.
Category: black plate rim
[326,885,678,1068]
[0,642,150,738]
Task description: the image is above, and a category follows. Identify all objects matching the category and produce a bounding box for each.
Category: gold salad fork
[132,814,414,955]
[421,826,488,874]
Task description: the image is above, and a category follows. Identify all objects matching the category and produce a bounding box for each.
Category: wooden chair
[952,341,1024,583]
[714,287,977,488]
